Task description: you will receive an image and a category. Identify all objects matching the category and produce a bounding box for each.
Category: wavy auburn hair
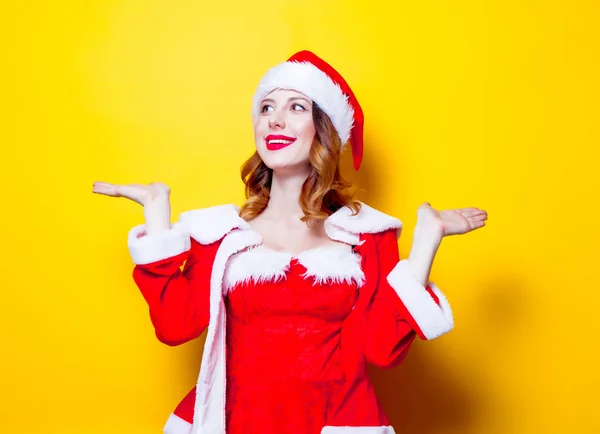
[239,103,361,225]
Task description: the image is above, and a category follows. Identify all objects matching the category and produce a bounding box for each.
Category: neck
[266,165,310,220]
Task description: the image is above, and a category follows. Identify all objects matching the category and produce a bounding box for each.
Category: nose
[268,111,285,130]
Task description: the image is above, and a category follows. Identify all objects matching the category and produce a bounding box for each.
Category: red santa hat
[252,50,365,170]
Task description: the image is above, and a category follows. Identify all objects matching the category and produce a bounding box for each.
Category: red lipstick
[265,134,297,151]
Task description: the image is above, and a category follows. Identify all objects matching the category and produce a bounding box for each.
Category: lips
[265,134,296,151]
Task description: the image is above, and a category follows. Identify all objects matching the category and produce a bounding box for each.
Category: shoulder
[324,202,403,245]
[177,201,403,246]
[177,204,248,245]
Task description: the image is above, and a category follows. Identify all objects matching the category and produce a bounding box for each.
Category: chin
[263,160,301,171]
[261,157,310,173]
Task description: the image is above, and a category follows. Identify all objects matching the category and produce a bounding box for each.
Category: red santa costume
[126,51,454,434]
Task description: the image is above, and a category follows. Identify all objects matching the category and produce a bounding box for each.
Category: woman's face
[254,89,316,172]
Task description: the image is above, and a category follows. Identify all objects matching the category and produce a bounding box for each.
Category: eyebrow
[261,96,311,104]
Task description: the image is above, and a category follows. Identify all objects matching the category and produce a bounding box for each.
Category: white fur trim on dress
[127,222,190,265]
[180,204,250,245]
[163,413,192,434]
[252,61,355,145]
[224,245,290,291]
[128,203,401,266]
[325,203,403,245]
[321,426,396,434]
[223,245,365,291]
[127,204,249,265]
[387,259,454,340]
[192,229,263,433]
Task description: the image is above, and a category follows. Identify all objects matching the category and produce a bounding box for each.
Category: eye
[261,104,274,113]
[291,103,307,111]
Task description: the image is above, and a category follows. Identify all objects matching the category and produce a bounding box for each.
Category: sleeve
[363,229,454,368]
[127,222,218,347]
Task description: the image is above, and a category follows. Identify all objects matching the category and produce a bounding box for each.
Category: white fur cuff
[127,222,191,265]
[387,260,454,340]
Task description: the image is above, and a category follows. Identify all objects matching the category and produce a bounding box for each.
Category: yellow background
[3,1,599,433]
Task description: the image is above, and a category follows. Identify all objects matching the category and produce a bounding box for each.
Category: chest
[247,216,344,255]
[223,245,365,319]
[228,260,360,319]
[224,244,364,289]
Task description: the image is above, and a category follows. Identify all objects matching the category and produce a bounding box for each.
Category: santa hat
[252,50,365,170]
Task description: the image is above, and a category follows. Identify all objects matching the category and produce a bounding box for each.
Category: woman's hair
[239,103,361,224]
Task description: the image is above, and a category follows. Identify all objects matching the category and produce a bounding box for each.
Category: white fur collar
[324,203,402,245]
[179,202,402,246]
[179,204,249,244]
[224,245,365,291]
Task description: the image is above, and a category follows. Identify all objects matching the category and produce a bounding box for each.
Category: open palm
[92,181,170,206]
[417,203,488,237]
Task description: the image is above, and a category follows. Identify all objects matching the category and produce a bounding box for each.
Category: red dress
[127,203,454,434]
[225,250,360,433]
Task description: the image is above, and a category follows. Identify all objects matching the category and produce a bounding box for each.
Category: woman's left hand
[416,202,488,239]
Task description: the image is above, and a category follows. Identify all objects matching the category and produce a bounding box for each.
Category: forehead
[261,88,312,102]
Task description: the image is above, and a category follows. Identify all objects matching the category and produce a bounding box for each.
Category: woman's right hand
[93,182,172,233]
[92,181,171,206]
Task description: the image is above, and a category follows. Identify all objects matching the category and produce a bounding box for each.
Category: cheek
[254,120,267,143]
[254,118,265,134]
[297,117,316,140]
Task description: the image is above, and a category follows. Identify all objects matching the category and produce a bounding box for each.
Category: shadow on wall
[368,344,481,434]
[371,273,526,434]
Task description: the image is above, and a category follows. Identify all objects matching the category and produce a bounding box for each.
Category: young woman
[93,50,487,434]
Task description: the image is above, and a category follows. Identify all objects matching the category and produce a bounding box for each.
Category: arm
[93,181,216,346]
[363,229,454,369]
[127,194,215,346]
[405,221,442,287]
[130,233,217,346]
